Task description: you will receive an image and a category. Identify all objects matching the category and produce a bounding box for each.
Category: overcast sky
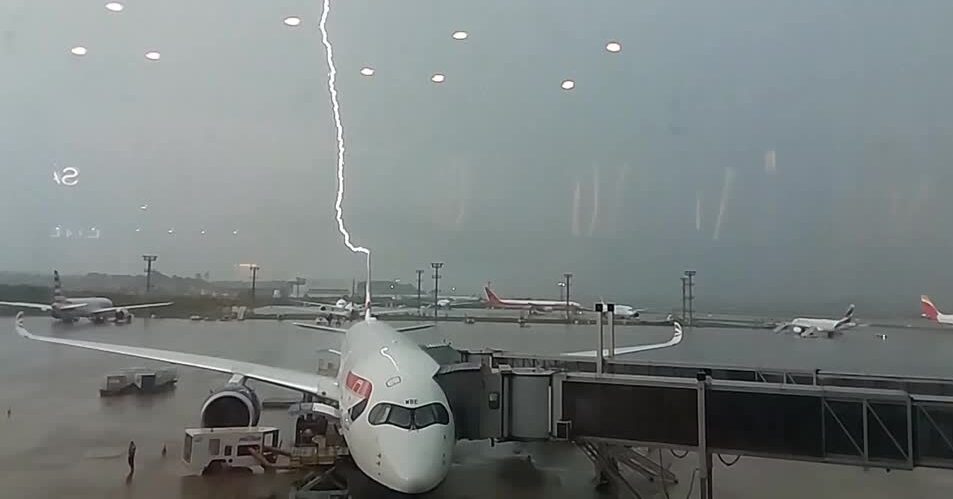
[3,0,953,311]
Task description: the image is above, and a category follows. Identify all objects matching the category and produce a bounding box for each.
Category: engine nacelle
[114,308,133,323]
[200,383,262,428]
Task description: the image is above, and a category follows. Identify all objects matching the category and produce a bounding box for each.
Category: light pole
[416,269,424,315]
[240,264,260,307]
[142,255,157,293]
[563,272,573,323]
[681,276,688,323]
[431,262,444,322]
[684,270,696,326]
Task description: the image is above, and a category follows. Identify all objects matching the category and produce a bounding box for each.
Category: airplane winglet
[292,322,348,334]
[562,321,684,357]
[14,312,33,339]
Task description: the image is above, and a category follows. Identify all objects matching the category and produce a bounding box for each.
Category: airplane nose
[388,457,445,494]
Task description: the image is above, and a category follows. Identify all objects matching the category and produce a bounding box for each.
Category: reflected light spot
[167,228,174,234]
[431,73,446,83]
[135,227,141,232]
[232,230,239,235]
[360,67,375,76]
[605,41,622,53]
[144,51,161,61]
[200,229,207,235]
[70,46,87,56]
[452,31,468,40]
[283,16,301,27]
[561,79,575,90]
[105,2,124,12]
[140,204,148,210]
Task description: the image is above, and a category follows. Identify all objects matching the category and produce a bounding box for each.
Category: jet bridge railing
[466,350,953,395]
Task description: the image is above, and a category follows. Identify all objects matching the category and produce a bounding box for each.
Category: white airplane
[292,298,410,322]
[612,304,644,319]
[13,299,684,492]
[920,295,953,325]
[430,296,482,309]
[0,271,172,323]
[772,304,856,338]
[483,285,580,313]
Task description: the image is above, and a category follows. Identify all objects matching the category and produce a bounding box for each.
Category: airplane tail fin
[483,284,504,306]
[921,295,941,320]
[833,304,855,329]
[52,270,67,305]
[843,304,855,320]
[363,255,372,321]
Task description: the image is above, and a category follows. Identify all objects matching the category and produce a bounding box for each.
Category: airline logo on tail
[483,286,504,307]
[921,295,940,320]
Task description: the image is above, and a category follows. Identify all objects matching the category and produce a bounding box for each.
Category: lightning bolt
[319,0,372,309]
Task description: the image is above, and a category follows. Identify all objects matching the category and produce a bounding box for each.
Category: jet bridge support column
[595,303,605,374]
[697,370,713,499]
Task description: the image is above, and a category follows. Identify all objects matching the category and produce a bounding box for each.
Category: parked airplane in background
[292,298,410,322]
[921,295,953,325]
[483,285,580,313]
[0,271,172,323]
[773,304,856,338]
[431,295,482,310]
[612,304,644,319]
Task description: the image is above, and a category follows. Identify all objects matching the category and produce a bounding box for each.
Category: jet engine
[200,383,262,427]
[114,308,133,323]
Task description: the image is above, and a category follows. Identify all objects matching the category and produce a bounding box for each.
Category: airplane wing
[14,313,339,400]
[292,299,339,307]
[370,308,413,317]
[0,301,53,312]
[293,322,433,334]
[91,302,174,314]
[293,322,347,334]
[562,322,683,357]
[395,324,434,333]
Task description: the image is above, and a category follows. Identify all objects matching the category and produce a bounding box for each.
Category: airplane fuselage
[488,298,580,311]
[790,318,837,331]
[51,297,113,321]
[336,319,454,493]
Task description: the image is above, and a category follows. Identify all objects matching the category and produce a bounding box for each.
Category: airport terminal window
[368,402,449,429]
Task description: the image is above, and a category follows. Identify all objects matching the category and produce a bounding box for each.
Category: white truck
[182,426,280,474]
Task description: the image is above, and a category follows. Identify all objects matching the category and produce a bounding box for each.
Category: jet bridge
[433,351,953,475]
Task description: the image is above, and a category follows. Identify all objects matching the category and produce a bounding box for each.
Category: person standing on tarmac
[127,441,137,475]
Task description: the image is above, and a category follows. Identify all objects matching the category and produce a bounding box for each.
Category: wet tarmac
[2,316,953,498]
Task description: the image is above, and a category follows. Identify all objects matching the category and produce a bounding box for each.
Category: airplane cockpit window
[367,402,449,429]
[348,398,369,421]
[413,403,451,428]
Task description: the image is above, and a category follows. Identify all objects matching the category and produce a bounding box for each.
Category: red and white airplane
[921,295,953,325]
[483,285,581,313]
[13,290,682,493]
